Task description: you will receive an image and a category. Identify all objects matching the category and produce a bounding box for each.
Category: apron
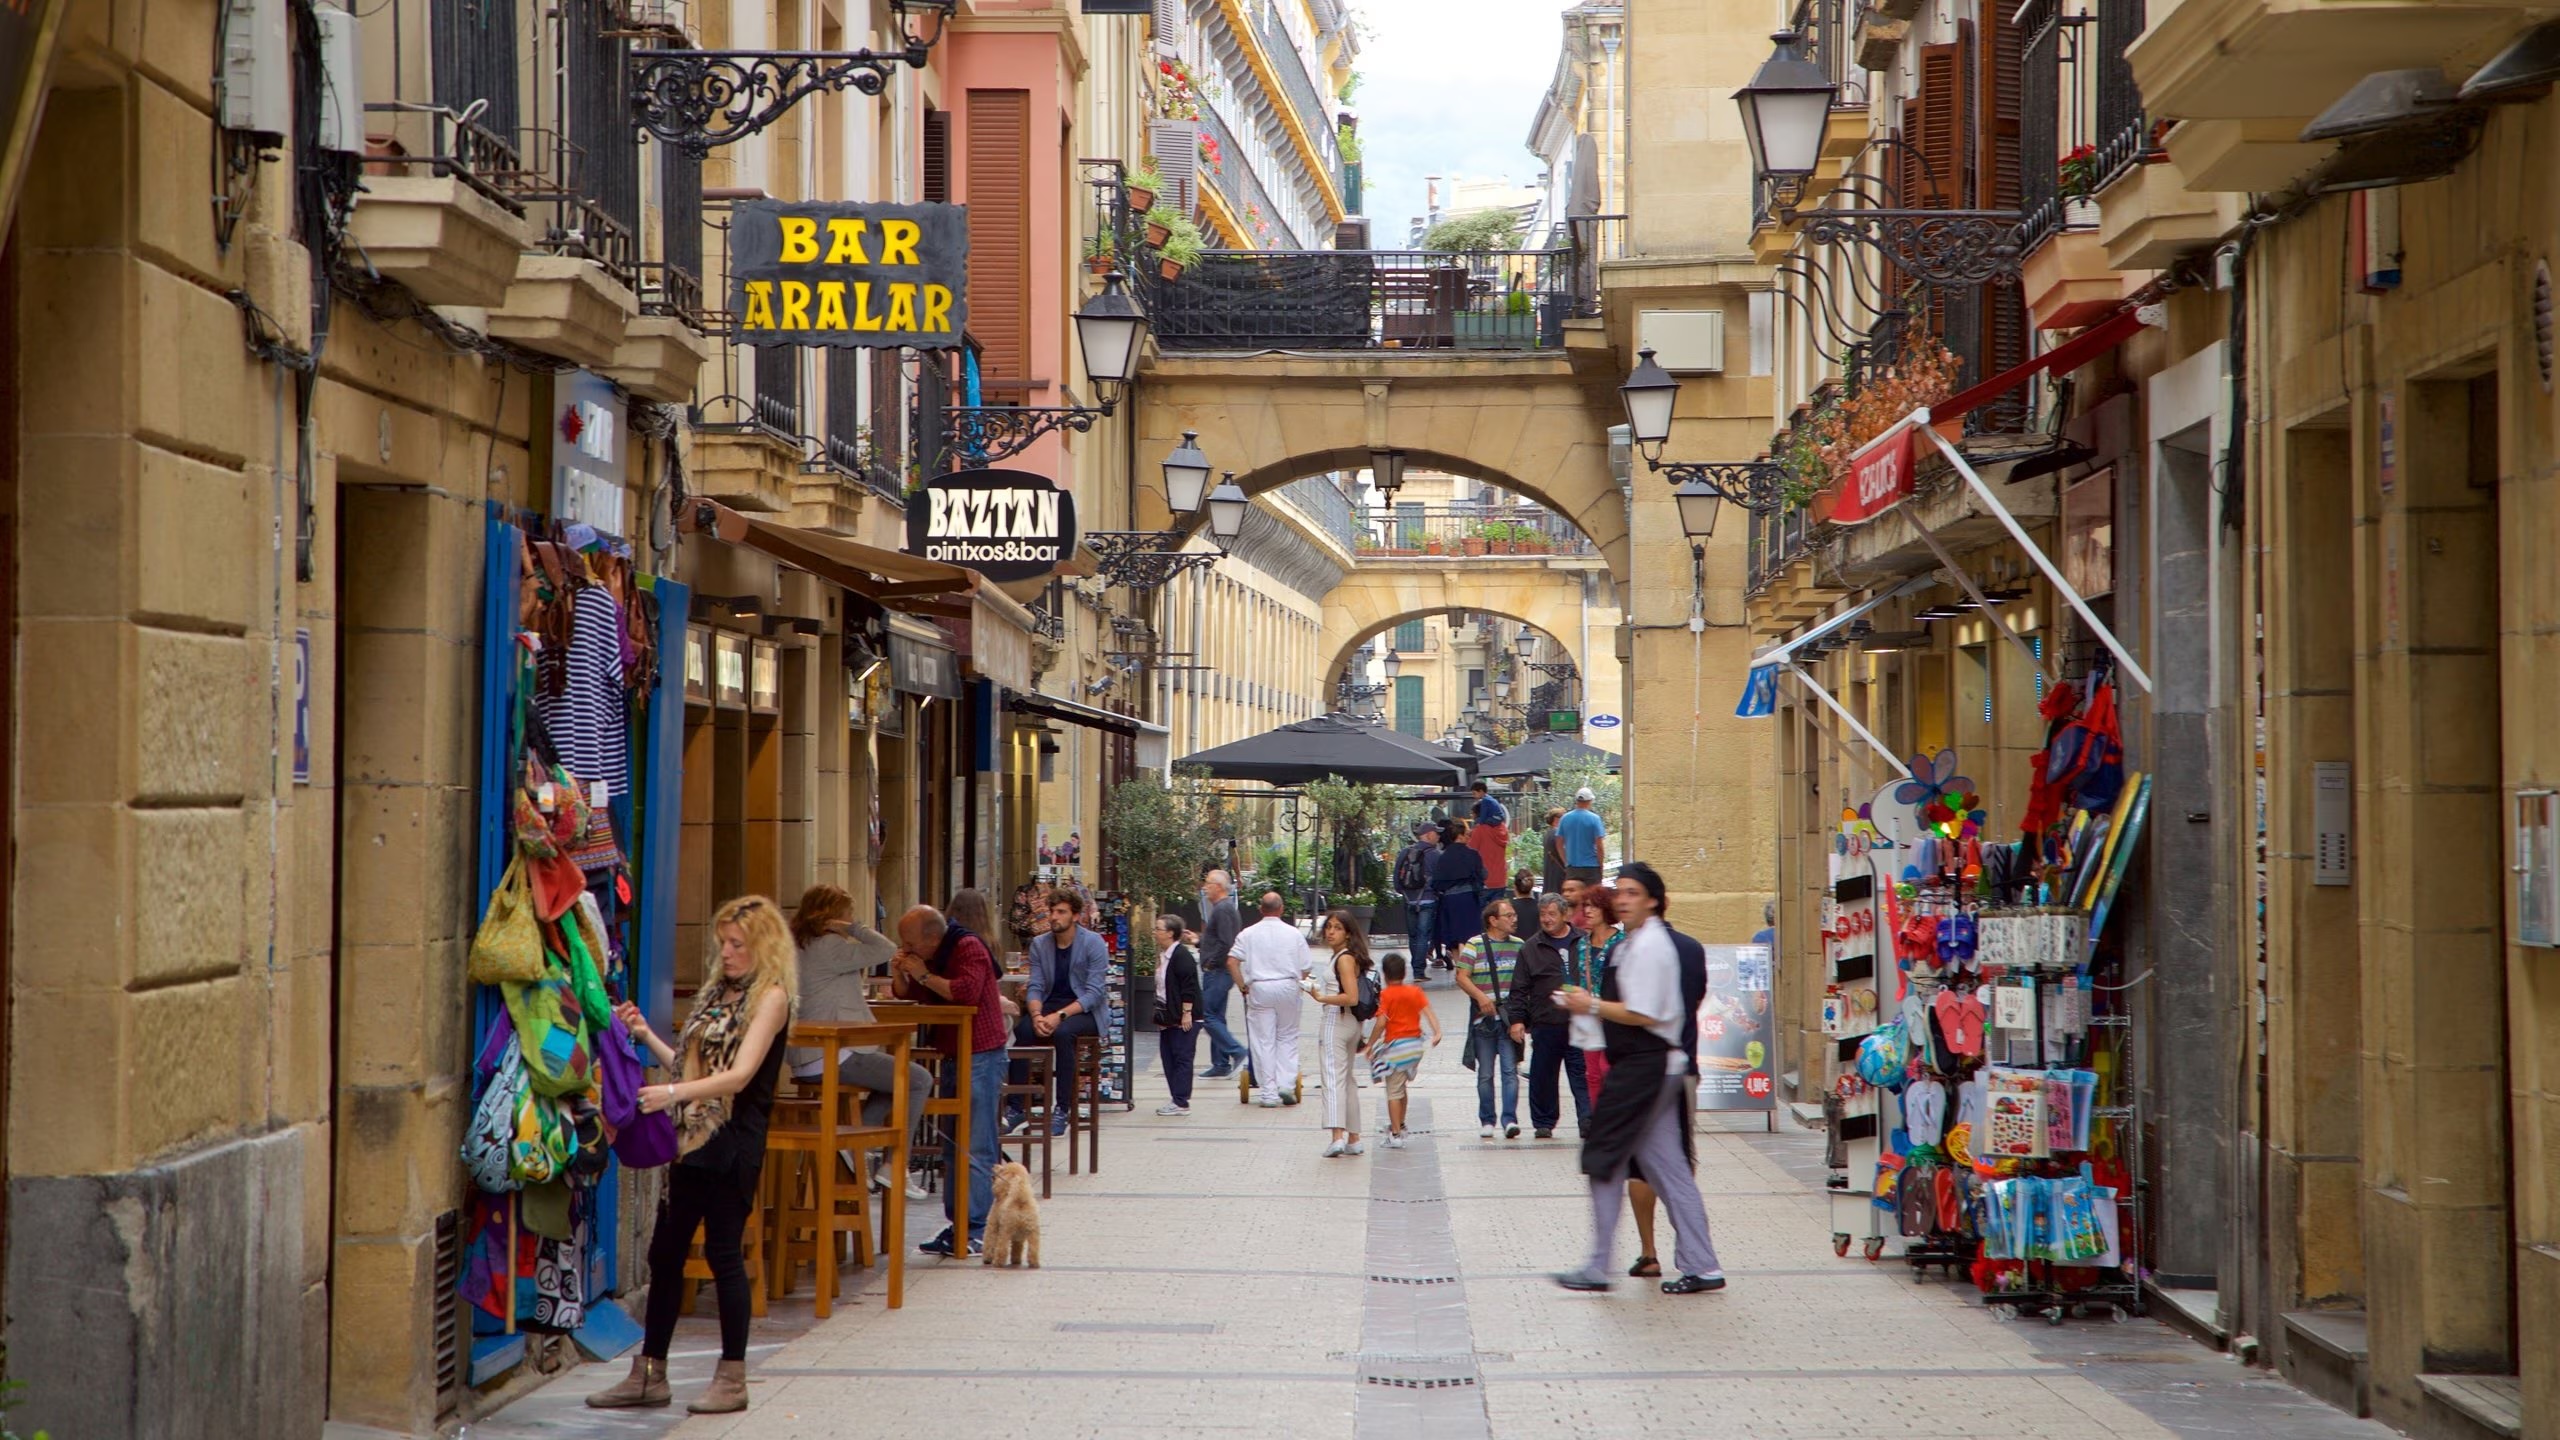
[1576,953,1693,1182]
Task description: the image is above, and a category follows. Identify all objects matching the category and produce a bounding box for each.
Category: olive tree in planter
[1303,773,1405,930]
[1103,769,1236,1027]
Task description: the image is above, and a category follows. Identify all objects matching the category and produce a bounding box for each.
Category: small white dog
[982,1160,1042,1268]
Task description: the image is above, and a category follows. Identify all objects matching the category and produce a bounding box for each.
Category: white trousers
[1245,989,1303,1101]
[1319,1009,1363,1132]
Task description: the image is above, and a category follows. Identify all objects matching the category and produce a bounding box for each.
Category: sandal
[1628,1256,1661,1278]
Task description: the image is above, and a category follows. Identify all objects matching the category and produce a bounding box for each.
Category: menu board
[1695,944,1777,1112]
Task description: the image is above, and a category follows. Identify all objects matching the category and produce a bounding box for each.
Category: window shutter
[1912,41,1965,209]
[869,349,903,477]
[1152,0,1187,46]
[962,90,1031,386]
[922,107,951,205]
[1975,10,2022,212]
[1148,118,1199,215]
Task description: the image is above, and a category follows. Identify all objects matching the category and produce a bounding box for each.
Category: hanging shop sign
[729,200,969,349]
[553,370,628,537]
[1696,945,1777,1111]
[1831,423,1916,526]
[1735,664,1779,719]
[888,629,962,700]
[904,469,1080,582]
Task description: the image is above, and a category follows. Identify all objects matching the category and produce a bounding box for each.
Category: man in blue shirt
[1470,780,1509,830]
[1018,891,1114,1136]
[1557,787,1608,883]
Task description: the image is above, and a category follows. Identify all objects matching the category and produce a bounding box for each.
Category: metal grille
[2016,0,2063,257]
[1252,0,1338,176]
[550,0,639,282]
[1196,100,1301,248]
[2093,0,2149,188]
[432,1208,463,1412]
[1794,0,1870,110]
[754,345,803,437]
[825,353,864,472]
[646,135,704,322]
[432,0,522,142]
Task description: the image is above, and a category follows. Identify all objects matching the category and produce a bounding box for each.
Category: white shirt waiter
[1230,895,1313,1106]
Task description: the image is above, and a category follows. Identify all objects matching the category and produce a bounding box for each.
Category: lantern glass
[1205,476,1251,550]
[1162,430,1211,513]
[1734,31,1838,179]
[1383,649,1403,680]
[1676,477,1724,540]
[1072,273,1148,395]
[1620,347,1679,460]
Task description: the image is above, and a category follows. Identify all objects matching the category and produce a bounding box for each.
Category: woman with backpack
[1311,908,1377,1157]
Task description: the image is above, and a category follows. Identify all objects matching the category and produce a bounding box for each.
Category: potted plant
[1158,217,1204,281]
[1425,537,1445,555]
[2058,143,2103,228]
[1461,525,1488,557]
[1126,161,1165,214]
[1083,233,1117,276]
[1142,203,1178,249]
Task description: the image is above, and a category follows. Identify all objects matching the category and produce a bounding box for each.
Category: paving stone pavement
[473,956,2403,1440]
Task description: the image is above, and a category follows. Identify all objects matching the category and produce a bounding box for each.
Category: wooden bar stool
[999,1046,1056,1197]
[1069,1034,1103,1176]
[760,1021,916,1315]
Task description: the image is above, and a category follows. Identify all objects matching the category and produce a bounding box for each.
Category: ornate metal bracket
[1086,530,1221,591]
[632,49,927,153]
[1792,209,2023,286]
[939,403,1109,468]
[1654,459,1793,514]
[1524,659,1579,681]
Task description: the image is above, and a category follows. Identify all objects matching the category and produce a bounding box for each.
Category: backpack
[1394,843,1431,895]
[1351,966,1382,1022]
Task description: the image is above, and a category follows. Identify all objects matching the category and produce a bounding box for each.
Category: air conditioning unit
[315,4,365,156]
[220,0,292,140]
[1637,308,1726,373]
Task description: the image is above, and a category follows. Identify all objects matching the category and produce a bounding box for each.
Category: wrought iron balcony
[1141,246,1587,352]
[1354,504,1594,559]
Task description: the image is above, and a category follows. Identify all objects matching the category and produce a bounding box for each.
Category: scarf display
[673,975,756,1157]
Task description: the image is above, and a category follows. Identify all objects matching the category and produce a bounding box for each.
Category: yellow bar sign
[728,200,970,350]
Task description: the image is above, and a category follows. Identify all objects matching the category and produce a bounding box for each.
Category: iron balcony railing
[2093,0,2152,191]
[1196,99,1305,249]
[1250,0,1340,178]
[1271,475,1358,551]
[435,0,522,151]
[1143,247,1583,350]
[362,0,533,208]
[644,134,705,326]
[1356,504,1594,558]
[753,345,802,438]
[1568,213,1625,314]
[1795,0,1871,111]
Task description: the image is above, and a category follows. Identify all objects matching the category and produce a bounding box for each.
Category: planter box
[692,428,802,514]
[344,175,531,310]
[606,313,713,403]
[488,254,636,371]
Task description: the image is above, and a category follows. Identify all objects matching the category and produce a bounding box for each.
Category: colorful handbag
[463,1042,531,1192]
[597,1016,678,1169]
[467,857,545,986]
[502,949,596,1099]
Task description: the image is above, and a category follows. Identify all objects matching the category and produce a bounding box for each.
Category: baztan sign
[905,470,1080,583]
[729,200,968,349]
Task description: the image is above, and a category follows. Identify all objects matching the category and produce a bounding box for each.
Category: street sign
[1587,713,1622,730]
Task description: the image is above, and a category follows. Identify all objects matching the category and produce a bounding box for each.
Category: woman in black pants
[591,894,797,1415]
[1152,913,1203,1115]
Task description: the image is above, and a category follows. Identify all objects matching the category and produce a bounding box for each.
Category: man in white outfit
[1230,892,1313,1107]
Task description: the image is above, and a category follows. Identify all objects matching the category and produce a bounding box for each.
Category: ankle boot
[688,1358,749,1414]
[585,1355,669,1409]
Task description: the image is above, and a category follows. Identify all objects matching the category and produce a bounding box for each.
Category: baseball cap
[1574,787,1596,802]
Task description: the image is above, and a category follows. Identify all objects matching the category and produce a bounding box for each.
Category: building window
[1394,675,1424,736]
[1394,619,1425,652]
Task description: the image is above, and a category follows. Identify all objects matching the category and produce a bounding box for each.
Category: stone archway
[1131,352,1630,582]
[1318,564,1609,682]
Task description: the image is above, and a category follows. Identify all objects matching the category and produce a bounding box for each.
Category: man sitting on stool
[1018,891,1112,1137]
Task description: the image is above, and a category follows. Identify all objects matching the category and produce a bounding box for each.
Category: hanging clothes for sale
[537,584,632,801]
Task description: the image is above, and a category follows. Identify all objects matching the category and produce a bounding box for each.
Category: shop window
[750,639,782,715]
[714,632,748,709]
[686,624,711,705]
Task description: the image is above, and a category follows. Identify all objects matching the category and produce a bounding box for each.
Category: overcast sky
[1354,0,1568,239]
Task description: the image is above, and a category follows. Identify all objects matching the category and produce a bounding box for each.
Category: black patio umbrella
[1346,715,1483,778]
[1178,713,1469,787]
[1476,732,1621,781]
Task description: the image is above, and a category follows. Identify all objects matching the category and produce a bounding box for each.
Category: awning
[1749,576,1936,668]
[1008,691,1172,769]
[886,615,961,699]
[681,499,976,610]
[955,582,1038,693]
[1933,304,2154,429]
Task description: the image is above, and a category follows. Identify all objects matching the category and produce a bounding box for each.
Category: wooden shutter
[1975,12,2022,213]
[1911,41,1966,208]
[922,107,951,204]
[962,90,1031,386]
[869,348,902,475]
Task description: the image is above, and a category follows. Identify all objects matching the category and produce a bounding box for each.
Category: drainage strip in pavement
[1356,1097,1494,1438]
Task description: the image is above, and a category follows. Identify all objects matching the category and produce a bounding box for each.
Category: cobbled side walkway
[473,952,2400,1440]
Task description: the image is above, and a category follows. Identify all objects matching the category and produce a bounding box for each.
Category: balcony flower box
[344,175,532,311]
[489,254,636,371]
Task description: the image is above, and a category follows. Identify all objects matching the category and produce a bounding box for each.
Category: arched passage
[1319,570,1624,755]
[1132,353,1631,582]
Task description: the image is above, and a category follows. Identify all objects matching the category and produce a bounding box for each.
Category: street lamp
[1676,476,1725,542]
[1620,346,1679,466]
[1493,674,1512,701]
[1735,30,1838,182]
[1383,649,1403,680]
[1073,272,1148,408]
[1162,430,1212,514]
[1205,473,1251,552]
[1371,448,1408,499]
[1514,624,1539,663]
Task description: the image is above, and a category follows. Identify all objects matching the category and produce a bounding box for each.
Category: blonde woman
[591,897,797,1416]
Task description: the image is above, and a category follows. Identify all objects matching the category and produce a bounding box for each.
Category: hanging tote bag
[463,1043,532,1192]
[467,856,546,986]
[502,948,597,1098]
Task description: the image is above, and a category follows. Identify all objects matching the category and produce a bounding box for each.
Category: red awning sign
[1832,422,1917,526]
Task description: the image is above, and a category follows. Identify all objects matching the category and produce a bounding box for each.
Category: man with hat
[1557,786,1608,885]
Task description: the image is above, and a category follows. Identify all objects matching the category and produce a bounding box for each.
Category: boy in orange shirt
[1365,953,1442,1147]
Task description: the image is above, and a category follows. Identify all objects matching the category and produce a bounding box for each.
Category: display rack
[1091,891,1137,1109]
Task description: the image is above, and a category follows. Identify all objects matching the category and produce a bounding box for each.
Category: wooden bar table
[773,1018,918,1312]
[868,1000,983,1257]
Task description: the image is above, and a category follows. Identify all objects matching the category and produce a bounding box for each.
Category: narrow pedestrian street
[475,961,2388,1440]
